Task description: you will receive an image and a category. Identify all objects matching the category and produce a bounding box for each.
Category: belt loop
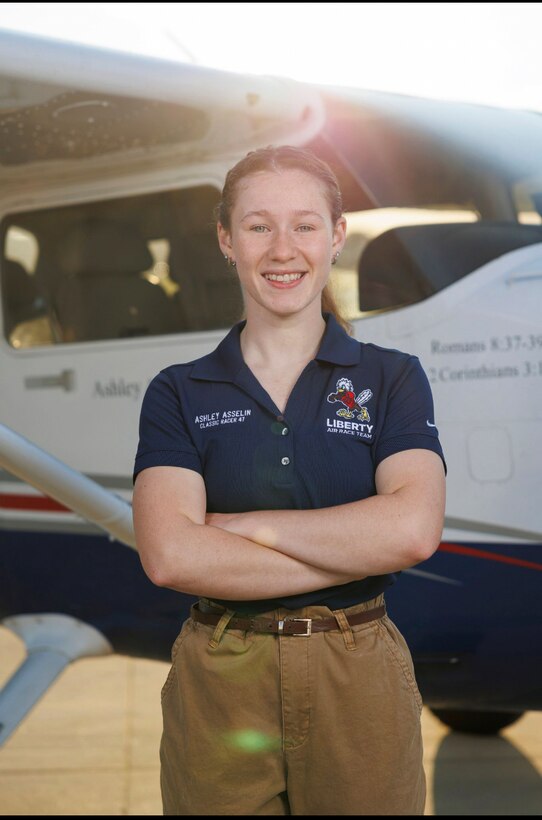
[208,608,236,649]
[333,608,356,651]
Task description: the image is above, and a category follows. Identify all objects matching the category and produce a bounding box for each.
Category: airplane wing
[0,26,325,159]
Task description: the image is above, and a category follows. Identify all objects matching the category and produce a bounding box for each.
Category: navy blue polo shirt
[133,312,446,614]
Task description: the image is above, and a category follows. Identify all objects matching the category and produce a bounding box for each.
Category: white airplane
[0,26,541,746]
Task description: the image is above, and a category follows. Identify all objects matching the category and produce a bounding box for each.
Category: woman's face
[218,168,346,320]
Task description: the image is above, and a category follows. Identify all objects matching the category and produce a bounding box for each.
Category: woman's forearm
[134,468,357,601]
[209,500,402,576]
[206,492,437,577]
[206,452,445,576]
[154,518,356,600]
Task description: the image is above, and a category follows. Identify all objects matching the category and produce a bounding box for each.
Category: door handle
[24,369,75,391]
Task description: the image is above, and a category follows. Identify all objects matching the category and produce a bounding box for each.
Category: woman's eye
[250,225,269,233]
[297,224,314,232]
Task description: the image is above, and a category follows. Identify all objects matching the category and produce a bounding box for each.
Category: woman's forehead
[233,168,330,213]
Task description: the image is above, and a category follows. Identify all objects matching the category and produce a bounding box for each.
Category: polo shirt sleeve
[132,370,202,485]
[374,355,447,474]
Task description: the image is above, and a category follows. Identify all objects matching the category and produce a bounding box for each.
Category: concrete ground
[0,626,541,815]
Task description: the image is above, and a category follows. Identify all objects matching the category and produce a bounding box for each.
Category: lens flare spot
[223,728,281,753]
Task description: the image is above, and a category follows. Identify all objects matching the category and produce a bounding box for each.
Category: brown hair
[215,145,353,335]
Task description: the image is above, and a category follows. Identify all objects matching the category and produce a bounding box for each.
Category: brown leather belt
[191,601,386,636]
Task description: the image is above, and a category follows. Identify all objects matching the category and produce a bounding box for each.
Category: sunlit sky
[1,2,542,111]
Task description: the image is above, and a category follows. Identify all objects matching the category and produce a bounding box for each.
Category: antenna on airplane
[163,29,198,64]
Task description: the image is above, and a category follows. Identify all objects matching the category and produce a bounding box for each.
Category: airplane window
[5,225,39,271]
[325,204,542,317]
[353,218,542,313]
[1,186,244,347]
[330,206,479,319]
[514,179,542,226]
[1,227,53,347]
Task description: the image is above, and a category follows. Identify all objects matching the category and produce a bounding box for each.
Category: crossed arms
[132,449,445,601]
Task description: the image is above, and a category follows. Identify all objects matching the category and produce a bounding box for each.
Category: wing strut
[0,422,135,548]
[0,613,112,747]
[0,423,133,745]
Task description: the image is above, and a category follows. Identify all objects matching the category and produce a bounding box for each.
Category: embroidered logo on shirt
[326,378,373,439]
[327,378,372,421]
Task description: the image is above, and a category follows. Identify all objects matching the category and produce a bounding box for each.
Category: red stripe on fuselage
[0,493,70,512]
[440,542,542,571]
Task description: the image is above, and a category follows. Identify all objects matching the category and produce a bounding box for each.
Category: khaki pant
[160,594,426,815]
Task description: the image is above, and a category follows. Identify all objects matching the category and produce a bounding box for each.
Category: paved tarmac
[0,626,541,815]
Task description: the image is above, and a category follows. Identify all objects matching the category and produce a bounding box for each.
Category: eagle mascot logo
[327,377,372,421]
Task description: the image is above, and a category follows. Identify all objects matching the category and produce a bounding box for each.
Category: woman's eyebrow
[293,210,325,219]
[240,210,271,221]
[240,209,325,221]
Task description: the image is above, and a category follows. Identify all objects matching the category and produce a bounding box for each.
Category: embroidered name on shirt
[195,409,252,429]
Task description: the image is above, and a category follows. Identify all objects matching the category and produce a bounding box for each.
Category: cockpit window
[330,213,542,317]
[1,186,244,348]
[330,206,479,319]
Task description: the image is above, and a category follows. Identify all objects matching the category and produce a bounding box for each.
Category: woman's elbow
[136,537,194,592]
[409,519,444,565]
[137,541,169,587]
[133,509,203,591]
[140,552,170,588]
[405,489,446,564]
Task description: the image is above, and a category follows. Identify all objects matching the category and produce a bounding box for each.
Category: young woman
[132,145,446,816]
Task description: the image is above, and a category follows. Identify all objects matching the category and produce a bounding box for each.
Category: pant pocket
[160,618,194,703]
[376,616,423,715]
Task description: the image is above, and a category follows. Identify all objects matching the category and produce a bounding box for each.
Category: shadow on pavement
[432,729,542,815]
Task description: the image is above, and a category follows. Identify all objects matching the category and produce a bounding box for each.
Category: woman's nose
[270,230,296,260]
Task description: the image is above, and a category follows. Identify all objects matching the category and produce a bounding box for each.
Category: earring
[332,252,340,266]
[224,255,236,267]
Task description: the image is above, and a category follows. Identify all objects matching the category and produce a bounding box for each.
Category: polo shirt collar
[190,312,360,383]
[316,312,361,366]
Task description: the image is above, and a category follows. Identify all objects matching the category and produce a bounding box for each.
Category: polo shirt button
[281,456,290,466]
[281,427,289,436]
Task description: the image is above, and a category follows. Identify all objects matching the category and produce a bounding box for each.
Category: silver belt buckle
[291,617,312,636]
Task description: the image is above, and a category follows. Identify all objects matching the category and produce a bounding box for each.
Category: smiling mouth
[262,272,306,283]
